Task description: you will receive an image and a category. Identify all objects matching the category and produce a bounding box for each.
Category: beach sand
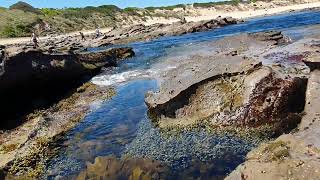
[186,1,320,22]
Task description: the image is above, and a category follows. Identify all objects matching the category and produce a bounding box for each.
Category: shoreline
[186,1,320,22]
[1,2,320,46]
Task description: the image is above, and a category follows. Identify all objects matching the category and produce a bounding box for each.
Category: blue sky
[1,0,224,9]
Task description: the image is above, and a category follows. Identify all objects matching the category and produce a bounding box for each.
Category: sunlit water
[45,10,320,179]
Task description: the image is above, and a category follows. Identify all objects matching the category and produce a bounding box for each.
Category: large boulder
[146,64,306,134]
[0,47,134,91]
[226,70,320,180]
[145,31,305,134]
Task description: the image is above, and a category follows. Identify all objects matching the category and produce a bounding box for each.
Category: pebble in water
[124,118,260,176]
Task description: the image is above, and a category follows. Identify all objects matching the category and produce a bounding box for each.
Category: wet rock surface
[145,31,306,135]
[138,27,320,179]
[226,28,320,179]
[0,47,134,90]
[226,71,320,180]
[0,82,116,178]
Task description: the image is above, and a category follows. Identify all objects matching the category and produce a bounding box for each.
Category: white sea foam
[91,70,153,86]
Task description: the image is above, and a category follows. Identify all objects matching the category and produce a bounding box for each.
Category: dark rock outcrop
[248,31,288,45]
[0,48,133,89]
[227,59,320,180]
[187,17,241,33]
[0,47,134,129]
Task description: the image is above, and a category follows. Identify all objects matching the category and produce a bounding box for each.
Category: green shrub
[97,5,121,12]
[145,7,157,11]
[1,23,33,38]
[41,8,60,17]
[123,7,143,16]
[231,0,241,5]
[2,26,17,37]
[145,4,186,11]
[193,0,243,8]
[60,5,121,19]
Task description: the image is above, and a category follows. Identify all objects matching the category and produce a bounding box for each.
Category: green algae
[262,140,290,162]
[8,137,54,178]
[0,143,19,154]
[3,82,116,178]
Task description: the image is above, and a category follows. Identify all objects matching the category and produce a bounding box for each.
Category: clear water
[46,10,320,179]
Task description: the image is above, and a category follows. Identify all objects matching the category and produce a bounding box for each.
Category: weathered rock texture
[0,82,116,178]
[145,31,305,134]
[226,70,320,180]
[0,47,134,90]
[226,28,320,180]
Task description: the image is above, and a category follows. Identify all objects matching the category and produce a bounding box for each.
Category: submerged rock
[76,156,172,180]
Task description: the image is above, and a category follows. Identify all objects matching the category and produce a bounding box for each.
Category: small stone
[296,160,304,167]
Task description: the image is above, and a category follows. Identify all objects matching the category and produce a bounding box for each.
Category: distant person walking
[79,31,86,40]
[181,17,187,24]
[95,27,101,39]
[30,32,39,49]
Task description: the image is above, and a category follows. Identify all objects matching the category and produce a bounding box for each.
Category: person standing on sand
[79,32,86,40]
[30,31,39,49]
[95,27,101,39]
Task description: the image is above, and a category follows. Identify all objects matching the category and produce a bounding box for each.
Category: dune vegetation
[0,0,294,38]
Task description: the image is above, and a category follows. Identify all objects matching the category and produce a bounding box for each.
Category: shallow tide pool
[45,10,320,179]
